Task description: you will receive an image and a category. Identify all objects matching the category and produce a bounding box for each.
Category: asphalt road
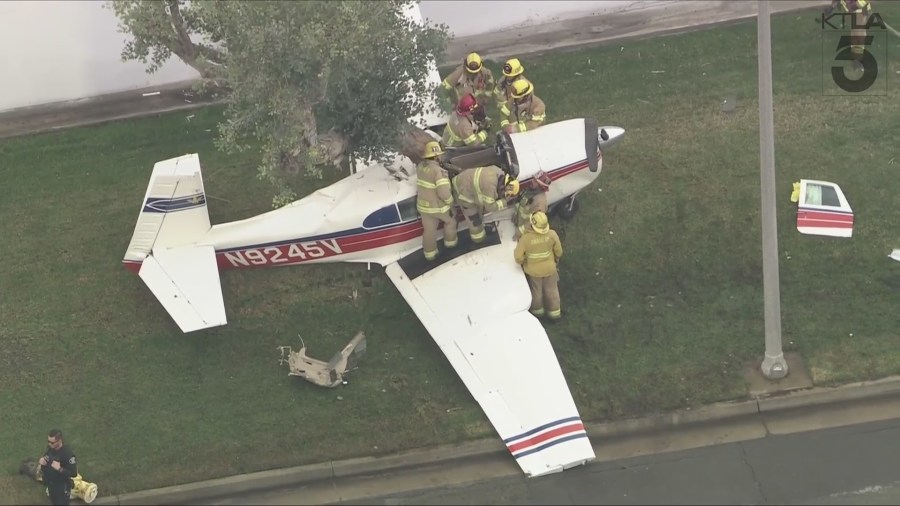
[206,416,900,505]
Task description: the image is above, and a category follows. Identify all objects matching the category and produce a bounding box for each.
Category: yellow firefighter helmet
[511,79,533,99]
[465,53,483,73]
[503,58,525,77]
[530,211,550,234]
[500,173,520,198]
[423,141,444,159]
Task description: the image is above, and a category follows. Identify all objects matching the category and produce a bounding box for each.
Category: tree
[109,0,450,206]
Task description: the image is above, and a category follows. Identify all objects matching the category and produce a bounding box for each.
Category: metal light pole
[757,0,788,379]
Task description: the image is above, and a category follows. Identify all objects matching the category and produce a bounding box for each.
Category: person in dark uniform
[39,429,77,505]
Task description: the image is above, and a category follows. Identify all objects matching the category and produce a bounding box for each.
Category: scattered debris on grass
[277,331,366,388]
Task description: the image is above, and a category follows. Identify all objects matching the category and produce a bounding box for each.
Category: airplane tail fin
[123,154,211,265]
[122,154,227,333]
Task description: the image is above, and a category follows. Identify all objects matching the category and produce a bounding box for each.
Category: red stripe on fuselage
[214,220,424,270]
[337,221,424,252]
[122,157,597,273]
[548,159,590,181]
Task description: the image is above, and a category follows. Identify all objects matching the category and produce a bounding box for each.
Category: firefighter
[416,141,458,261]
[513,170,552,240]
[451,166,520,243]
[442,94,489,148]
[441,52,496,112]
[514,211,563,322]
[500,79,546,134]
[494,58,528,119]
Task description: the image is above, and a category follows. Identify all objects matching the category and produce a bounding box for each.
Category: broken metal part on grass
[277,331,367,388]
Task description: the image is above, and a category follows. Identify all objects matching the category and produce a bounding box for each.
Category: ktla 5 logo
[822,12,887,93]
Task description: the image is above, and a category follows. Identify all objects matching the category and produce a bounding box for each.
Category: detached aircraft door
[796,179,854,238]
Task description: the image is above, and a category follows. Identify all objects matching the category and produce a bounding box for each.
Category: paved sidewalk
[0,79,211,141]
[0,0,823,141]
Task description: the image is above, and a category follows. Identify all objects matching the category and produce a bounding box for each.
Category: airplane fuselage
[123,121,623,275]
[209,152,601,270]
[123,151,601,274]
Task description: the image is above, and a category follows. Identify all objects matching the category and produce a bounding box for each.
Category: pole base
[761,353,789,380]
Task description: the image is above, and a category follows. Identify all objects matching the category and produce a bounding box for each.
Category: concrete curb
[93,376,900,506]
[756,375,900,413]
[45,103,219,133]
[0,80,222,141]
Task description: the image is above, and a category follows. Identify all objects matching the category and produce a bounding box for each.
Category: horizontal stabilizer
[139,245,227,333]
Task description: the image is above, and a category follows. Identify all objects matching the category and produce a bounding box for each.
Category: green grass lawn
[3,5,900,503]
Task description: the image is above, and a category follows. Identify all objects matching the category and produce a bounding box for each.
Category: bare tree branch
[166,0,195,60]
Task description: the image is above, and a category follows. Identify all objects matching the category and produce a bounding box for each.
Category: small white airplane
[121,2,626,479]
[122,119,625,478]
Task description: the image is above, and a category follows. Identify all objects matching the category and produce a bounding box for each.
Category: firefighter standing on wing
[500,79,546,134]
[40,429,77,506]
[443,93,489,148]
[417,141,458,261]
[514,211,563,322]
[513,170,552,241]
[494,58,528,119]
[452,166,520,243]
[441,52,496,112]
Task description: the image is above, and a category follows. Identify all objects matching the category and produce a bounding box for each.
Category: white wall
[0,0,671,113]
[419,0,670,38]
[0,1,199,112]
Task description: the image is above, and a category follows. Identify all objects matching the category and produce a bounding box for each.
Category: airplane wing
[138,244,227,333]
[384,220,594,477]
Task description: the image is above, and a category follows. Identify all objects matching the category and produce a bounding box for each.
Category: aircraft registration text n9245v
[221,239,343,267]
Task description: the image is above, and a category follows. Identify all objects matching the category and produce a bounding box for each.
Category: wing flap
[385,221,594,477]
[138,245,227,333]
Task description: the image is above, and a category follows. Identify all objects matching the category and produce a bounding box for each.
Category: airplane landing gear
[554,193,580,220]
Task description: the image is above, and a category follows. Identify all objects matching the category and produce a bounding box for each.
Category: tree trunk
[315,129,350,169]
